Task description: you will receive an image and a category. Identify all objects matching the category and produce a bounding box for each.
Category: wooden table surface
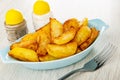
[0,0,120,80]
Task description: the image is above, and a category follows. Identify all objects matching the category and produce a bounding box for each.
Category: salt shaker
[32,0,53,31]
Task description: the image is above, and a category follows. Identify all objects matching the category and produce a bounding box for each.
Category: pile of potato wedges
[8,18,99,62]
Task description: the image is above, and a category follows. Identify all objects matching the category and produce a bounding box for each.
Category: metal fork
[58,42,117,80]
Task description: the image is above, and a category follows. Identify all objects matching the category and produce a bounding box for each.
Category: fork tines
[94,42,117,67]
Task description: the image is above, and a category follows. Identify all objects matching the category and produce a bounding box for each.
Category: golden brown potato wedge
[10,40,38,51]
[20,40,38,51]
[10,42,20,50]
[21,32,38,42]
[63,18,80,31]
[39,54,57,62]
[81,18,88,26]
[36,22,51,35]
[46,41,77,58]
[9,47,39,62]
[74,26,91,46]
[36,30,51,56]
[80,27,99,50]
[50,18,63,40]
[53,27,76,44]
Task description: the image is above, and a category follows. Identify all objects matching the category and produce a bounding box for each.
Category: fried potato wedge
[36,22,51,35]
[46,41,77,58]
[10,42,20,50]
[36,30,51,56]
[50,18,63,40]
[21,32,38,42]
[74,26,91,46]
[9,47,39,62]
[10,40,38,51]
[80,27,99,50]
[63,18,80,31]
[81,18,88,26]
[53,27,76,44]
[39,54,57,62]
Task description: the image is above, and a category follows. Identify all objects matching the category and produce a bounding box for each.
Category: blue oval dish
[0,19,109,70]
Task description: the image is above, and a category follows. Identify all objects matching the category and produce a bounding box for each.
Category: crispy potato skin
[81,18,88,26]
[36,30,51,56]
[10,31,39,51]
[36,23,51,36]
[80,27,99,50]
[39,54,57,62]
[10,42,20,50]
[46,41,77,58]
[74,26,91,46]
[10,40,38,51]
[50,18,63,41]
[9,47,39,62]
[36,23,51,56]
[21,32,37,42]
[53,27,76,44]
[63,18,80,31]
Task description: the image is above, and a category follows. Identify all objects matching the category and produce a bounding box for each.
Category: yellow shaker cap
[5,9,24,25]
[33,0,50,15]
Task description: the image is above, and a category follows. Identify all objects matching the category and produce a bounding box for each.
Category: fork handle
[58,68,86,80]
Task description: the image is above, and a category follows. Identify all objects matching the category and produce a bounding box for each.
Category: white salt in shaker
[32,0,53,31]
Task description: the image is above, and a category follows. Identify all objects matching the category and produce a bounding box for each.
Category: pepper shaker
[4,9,28,42]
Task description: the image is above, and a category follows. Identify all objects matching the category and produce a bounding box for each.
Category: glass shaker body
[4,20,28,42]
